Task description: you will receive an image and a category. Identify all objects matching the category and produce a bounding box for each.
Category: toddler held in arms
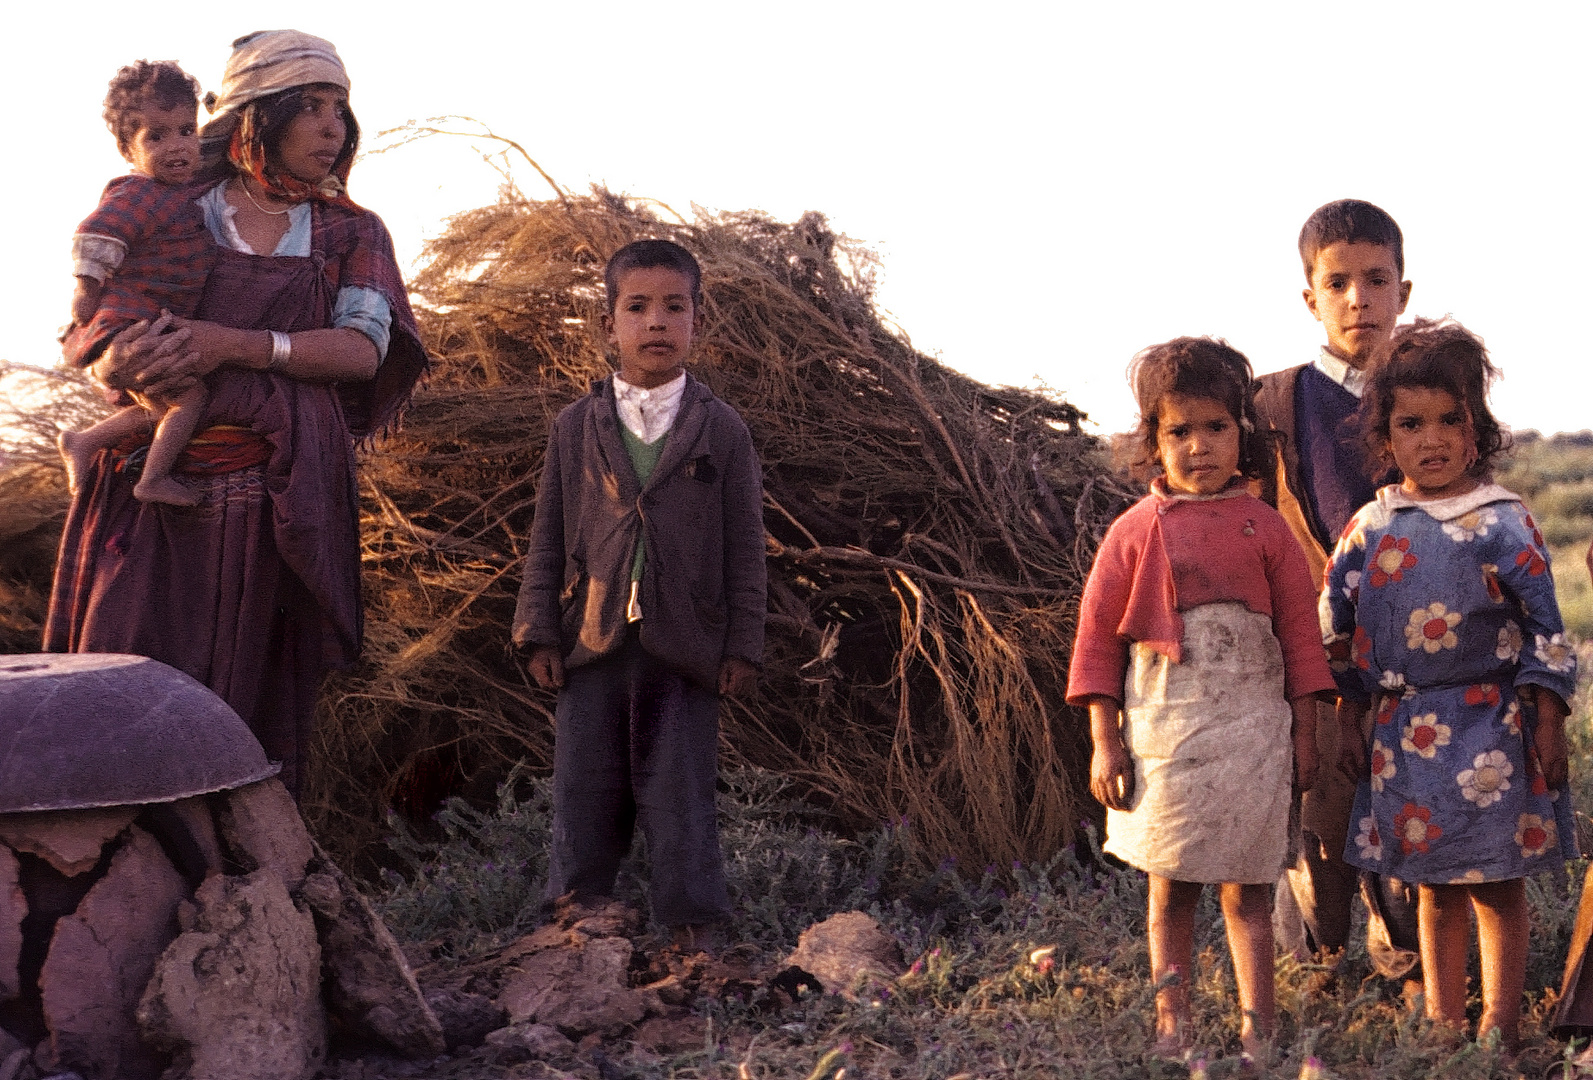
[1067,338,1335,1062]
[58,60,215,506]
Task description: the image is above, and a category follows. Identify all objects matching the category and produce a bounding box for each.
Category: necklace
[235,177,292,217]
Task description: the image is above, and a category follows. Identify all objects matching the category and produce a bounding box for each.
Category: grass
[375,756,1593,1079]
[1498,431,1593,637]
[364,428,1593,1079]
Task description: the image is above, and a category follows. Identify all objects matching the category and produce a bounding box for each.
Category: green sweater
[619,423,669,582]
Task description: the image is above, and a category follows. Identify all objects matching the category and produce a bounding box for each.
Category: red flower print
[1464,684,1502,708]
[1375,695,1398,726]
[1369,535,1419,587]
[1516,548,1547,577]
[1481,564,1503,603]
[1524,513,1536,530]
[1516,814,1555,858]
[1394,802,1443,854]
[1353,626,1373,671]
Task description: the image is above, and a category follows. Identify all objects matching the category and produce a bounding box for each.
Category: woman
[47,31,427,797]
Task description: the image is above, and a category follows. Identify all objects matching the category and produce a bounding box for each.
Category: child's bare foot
[57,429,94,495]
[133,472,200,506]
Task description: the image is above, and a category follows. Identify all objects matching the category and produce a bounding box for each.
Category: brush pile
[312,188,1133,873]
[0,189,1135,875]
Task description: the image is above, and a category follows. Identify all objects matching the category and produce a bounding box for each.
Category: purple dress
[1322,484,1577,883]
[46,201,426,795]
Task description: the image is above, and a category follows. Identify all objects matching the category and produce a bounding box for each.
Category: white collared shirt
[1313,348,1367,398]
[613,371,687,444]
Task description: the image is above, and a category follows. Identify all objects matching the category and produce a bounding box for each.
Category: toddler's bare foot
[57,429,94,494]
[133,472,200,507]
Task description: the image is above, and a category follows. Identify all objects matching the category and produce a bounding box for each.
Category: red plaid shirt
[70,175,215,352]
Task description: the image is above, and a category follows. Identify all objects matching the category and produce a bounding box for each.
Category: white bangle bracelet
[268,330,292,371]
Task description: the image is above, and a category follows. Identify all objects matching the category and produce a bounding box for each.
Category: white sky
[3,1,1591,436]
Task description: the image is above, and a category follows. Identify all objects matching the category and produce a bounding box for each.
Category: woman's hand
[1087,696,1134,811]
[90,313,198,396]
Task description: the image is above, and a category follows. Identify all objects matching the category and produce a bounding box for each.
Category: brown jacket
[1253,365,1330,589]
[512,374,767,689]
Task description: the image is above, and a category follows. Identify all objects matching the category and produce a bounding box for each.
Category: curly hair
[1359,316,1507,478]
[103,60,201,155]
[1126,337,1270,482]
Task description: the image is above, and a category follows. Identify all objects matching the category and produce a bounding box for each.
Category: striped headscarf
[199,30,356,205]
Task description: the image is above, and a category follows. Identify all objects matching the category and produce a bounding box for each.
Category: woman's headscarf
[198,30,356,205]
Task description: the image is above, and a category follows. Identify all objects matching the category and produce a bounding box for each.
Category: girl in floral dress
[1322,317,1576,1049]
[1069,338,1336,1060]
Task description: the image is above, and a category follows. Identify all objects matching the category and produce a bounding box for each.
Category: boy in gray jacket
[513,240,766,946]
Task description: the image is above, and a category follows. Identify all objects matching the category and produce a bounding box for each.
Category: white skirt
[1104,601,1294,884]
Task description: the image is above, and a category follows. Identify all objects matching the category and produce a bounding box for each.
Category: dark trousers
[549,631,731,927]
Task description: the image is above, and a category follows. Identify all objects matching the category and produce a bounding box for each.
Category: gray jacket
[512,374,767,689]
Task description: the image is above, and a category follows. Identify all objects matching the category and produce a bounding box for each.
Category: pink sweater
[1067,482,1335,705]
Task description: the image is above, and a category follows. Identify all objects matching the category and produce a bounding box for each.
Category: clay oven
[0,653,441,1080]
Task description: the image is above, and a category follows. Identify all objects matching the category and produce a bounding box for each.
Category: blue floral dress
[1322,484,1578,883]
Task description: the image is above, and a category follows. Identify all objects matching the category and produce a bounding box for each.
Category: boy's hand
[526,646,565,691]
[719,658,757,699]
[1290,698,1319,794]
[1525,685,1570,789]
[1338,698,1369,780]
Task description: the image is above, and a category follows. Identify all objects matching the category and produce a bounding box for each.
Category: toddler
[1322,317,1575,1048]
[58,60,215,506]
[1068,337,1335,1059]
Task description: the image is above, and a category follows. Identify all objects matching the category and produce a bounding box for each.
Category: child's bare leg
[1470,878,1527,1049]
[1148,874,1202,1054]
[1418,883,1471,1031]
[1220,882,1276,1057]
[133,384,207,506]
[58,406,150,494]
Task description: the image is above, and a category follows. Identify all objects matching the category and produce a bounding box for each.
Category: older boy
[513,240,766,946]
[1256,199,1420,980]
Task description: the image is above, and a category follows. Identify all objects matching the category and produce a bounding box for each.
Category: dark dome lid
[0,653,279,812]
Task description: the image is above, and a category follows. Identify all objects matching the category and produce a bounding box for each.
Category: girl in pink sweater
[1067,338,1335,1062]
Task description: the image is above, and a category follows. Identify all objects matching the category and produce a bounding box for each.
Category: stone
[0,844,21,1002]
[779,911,905,1001]
[482,1022,573,1063]
[0,808,136,877]
[137,870,325,1080]
[147,797,226,880]
[422,988,506,1050]
[299,847,445,1059]
[217,779,313,892]
[37,824,187,1080]
[496,937,646,1038]
[0,1045,32,1080]
[632,1014,706,1054]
